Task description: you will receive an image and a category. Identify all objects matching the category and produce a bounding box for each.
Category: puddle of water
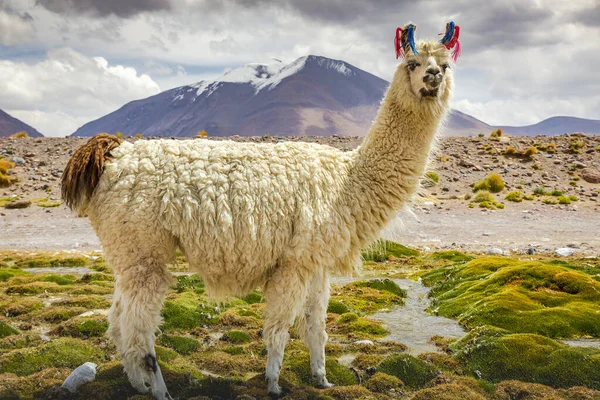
[332,277,465,356]
[77,309,109,318]
[337,353,356,367]
[563,339,600,349]
[24,267,96,275]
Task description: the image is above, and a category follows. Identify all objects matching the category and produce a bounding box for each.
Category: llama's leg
[263,266,311,396]
[296,270,334,389]
[117,263,174,400]
[107,283,124,355]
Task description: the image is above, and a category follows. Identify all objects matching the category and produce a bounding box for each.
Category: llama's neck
[345,79,449,247]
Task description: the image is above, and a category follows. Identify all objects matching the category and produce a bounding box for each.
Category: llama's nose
[423,68,443,87]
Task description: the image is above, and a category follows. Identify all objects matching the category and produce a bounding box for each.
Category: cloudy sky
[0,0,598,137]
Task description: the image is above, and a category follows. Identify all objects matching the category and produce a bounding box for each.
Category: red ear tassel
[446,25,461,61]
[394,27,404,59]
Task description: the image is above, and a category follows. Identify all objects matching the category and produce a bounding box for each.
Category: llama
[61,22,458,400]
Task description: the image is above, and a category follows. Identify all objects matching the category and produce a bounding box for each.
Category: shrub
[424,171,439,183]
[543,198,558,205]
[505,191,523,202]
[533,186,549,196]
[490,128,502,141]
[522,147,537,158]
[135,133,142,139]
[504,146,518,156]
[115,132,124,139]
[546,142,556,153]
[473,173,504,193]
[558,196,571,205]
[473,190,494,203]
[568,139,586,153]
[478,133,484,138]
[0,159,15,174]
[197,130,208,138]
[569,195,578,201]
[551,189,563,197]
[10,131,28,138]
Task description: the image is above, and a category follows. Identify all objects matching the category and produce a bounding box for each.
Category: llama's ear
[394,23,418,59]
[439,21,461,62]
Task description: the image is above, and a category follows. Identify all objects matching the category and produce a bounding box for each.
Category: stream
[22,267,600,353]
[333,277,466,355]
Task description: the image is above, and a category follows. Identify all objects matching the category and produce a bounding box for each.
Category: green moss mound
[0,319,19,338]
[422,257,600,338]
[327,300,350,315]
[52,315,108,338]
[0,338,104,376]
[41,274,77,285]
[354,278,406,297]
[240,290,263,304]
[377,354,439,388]
[161,292,221,330]
[411,383,487,400]
[331,279,406,315]
[361,239,420,262]
[432,250,475,263]
[221,330,251,344]
[364,372,404,393]
[0,297,43,316]
[451,327,600,390]
[286,353,358,386]
[173,274,205,294]
[157,334,200,355]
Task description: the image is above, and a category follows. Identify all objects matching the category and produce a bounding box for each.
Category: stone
[555,248,577,257]
[581,168,600,184]
[4,199,32,209]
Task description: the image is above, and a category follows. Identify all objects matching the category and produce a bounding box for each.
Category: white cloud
[0,0,599,135]
[0,48,160,136]
[0,9,35,45]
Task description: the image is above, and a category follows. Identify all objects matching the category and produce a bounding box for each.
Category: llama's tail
[61,133,122,215]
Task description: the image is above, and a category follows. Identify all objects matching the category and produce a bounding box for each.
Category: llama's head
[392,23,460,106]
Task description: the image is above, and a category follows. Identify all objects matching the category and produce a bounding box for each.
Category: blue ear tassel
[440,21,455,45]
[405,24,418,55]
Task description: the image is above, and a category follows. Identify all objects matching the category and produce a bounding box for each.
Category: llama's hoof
[267,381,283,398]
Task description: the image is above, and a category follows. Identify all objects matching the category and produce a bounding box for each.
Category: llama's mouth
[419,87,439,98]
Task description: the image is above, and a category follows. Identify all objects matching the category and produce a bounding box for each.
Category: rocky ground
[1,134,600,399]
[1,133,599,255]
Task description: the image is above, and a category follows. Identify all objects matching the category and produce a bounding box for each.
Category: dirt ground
[1,134,599,255]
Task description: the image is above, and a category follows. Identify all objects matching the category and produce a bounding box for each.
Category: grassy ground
[1,245,600,399]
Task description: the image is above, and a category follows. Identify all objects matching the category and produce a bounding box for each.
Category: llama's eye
[441,64,450,71]
[407,62,420,71]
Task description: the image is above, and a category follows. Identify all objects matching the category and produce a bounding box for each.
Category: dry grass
[10,131,29,138]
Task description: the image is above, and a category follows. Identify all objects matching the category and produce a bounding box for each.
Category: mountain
[498,116,600,136]
[70,56,600,138]
[0,109,44,138]
[71,56,388,138]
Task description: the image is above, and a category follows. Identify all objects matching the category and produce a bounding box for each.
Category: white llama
[61,23,458,400]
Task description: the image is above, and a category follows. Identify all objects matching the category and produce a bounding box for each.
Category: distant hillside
[498,116,600,136]
[70,56,599,138]
[71,55,388,138]
[0,109,43,138]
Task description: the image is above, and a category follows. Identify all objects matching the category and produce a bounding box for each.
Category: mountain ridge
[70,56,600,138]
[0,109,44,138]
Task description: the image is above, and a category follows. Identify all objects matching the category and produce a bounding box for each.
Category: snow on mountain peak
[187,56,354,98]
